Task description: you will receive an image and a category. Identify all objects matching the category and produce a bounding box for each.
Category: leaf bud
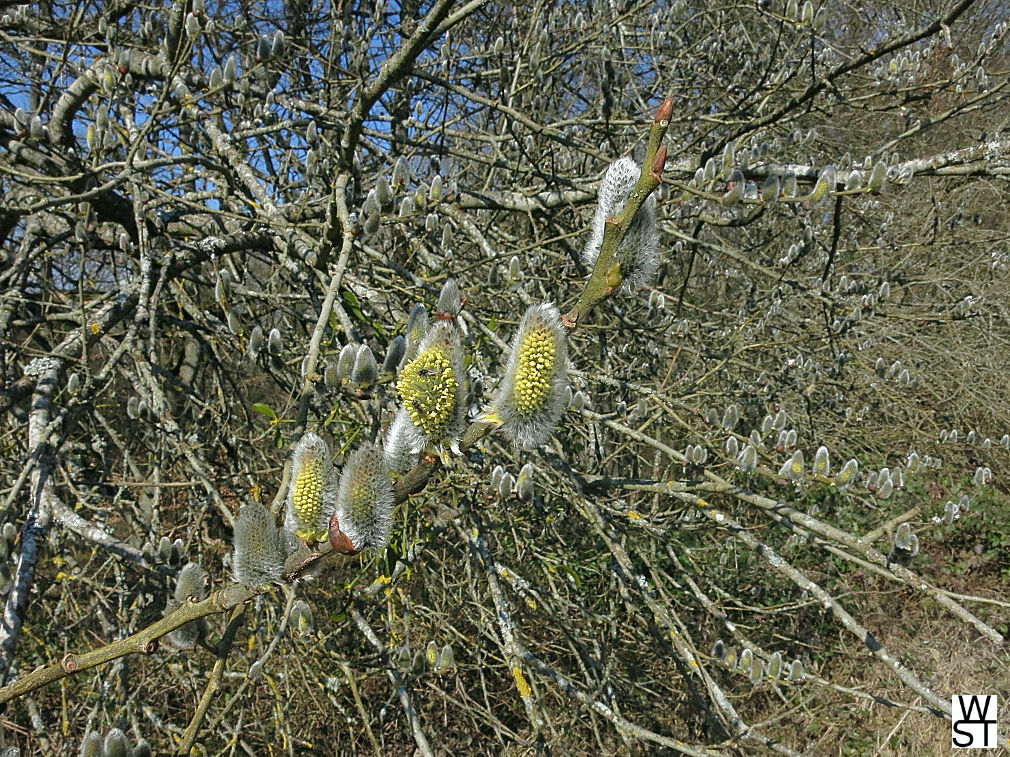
[267,328,283,356]
[436,643,455,674]
[516,462,534,501]
[437,278,461,317]
[351,344,379,388]
[767,651,782,679]
[290,599,315,636]
[813,445,830,476]
[381,336,405,375]
[761,175,780,203]
[787,659,804,681]
[248,325,265,358]
[157,535,172,563]
[104,728,131,757]
[80,732,103,757]
[271,30,285,57]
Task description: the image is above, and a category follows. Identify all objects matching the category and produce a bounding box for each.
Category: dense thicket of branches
[1,0,1009,753]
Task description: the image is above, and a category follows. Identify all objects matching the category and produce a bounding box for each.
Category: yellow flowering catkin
[490,303,569,450]
[292,455,325,528]
[397,347,457,435]
[513,326,555,414]
[286,433,338,540]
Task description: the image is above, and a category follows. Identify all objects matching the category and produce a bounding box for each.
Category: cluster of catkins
[78,729,151,757]
[710,640,804,686]
[232,432,394,589]
[386,280,570,460]
[398,640,455,676]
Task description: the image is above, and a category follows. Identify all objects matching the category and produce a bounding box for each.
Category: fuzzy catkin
[396,321,467,448]
[165,561,208,649]
[233,501,284,588]
[335,445,394,552]
[491,303,569,449]
[401,302,430,368]
[384,406,426,473]
[104,729,130,757]
[79,733,102,757]
[284,433,339,540]
[582,157,660,290]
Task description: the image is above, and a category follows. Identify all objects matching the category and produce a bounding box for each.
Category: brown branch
[176,606,246,755]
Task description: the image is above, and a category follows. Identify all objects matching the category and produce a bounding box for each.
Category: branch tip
[655,98,673,126]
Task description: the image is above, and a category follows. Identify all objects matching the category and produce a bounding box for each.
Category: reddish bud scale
[655,98,673,126]
[651,145,667,179]
[328,512,360,555]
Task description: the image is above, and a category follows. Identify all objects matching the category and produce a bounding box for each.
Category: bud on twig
[330,445,394,553]
[233,501,284,588]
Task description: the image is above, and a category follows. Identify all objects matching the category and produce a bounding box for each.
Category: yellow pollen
[293,458,324,525]
[397,347,457,434]
[513,326,555,414]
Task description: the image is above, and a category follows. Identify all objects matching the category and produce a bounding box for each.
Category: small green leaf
[252,402,277,421]
[330,611,347,623]
[558,564,581,589]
